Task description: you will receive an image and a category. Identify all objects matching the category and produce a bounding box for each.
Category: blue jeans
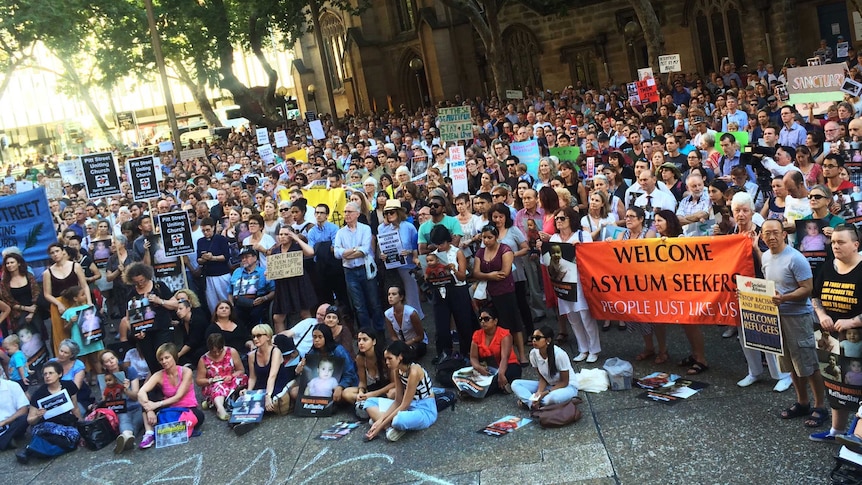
[365,396,438,431]
[344,266,385,332]
[511,379,578,407]
[118,404,144,436]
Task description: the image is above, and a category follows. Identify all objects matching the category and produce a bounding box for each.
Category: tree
[628,0,664,76]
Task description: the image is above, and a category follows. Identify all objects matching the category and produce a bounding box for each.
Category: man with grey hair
[334,201,384,332]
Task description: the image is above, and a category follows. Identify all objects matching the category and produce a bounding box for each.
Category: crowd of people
[4,54,862,463]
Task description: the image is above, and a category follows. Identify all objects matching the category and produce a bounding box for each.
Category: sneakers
[114,433,129,454]
[722,327,738,338]
[773,376,793,393]
[573,352,588,363]
[385,427,405,442]
[138,432,155,450]
[15,449,29,464]
[586,353,599,364]
[736,374,763,388]
[355,401,370,420]
[809,430,838,443]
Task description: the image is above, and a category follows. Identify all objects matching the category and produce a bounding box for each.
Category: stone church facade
[291,0,855,115]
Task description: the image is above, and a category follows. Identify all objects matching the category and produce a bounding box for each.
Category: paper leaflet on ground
[230,389,266,423]
[635,372,708,405]
[479,415,532,437]
[318,421,361,440]
[452,366,495,398]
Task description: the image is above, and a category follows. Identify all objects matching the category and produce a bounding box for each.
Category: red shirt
[472,327,518,366]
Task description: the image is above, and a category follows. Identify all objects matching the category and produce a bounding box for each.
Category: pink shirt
[162,366,198,408]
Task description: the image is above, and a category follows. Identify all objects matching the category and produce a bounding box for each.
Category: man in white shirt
[633,170,677,225]
[0,378,29,450]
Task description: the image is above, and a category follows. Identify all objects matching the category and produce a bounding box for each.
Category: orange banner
[576,235,756,324]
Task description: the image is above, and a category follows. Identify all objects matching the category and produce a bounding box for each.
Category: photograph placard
[37,388,73,420]
[155,421,188,448]
[295,353,343,417]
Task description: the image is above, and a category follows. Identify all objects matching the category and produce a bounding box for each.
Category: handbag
[530,399,582,428]
[77,415,118,450]
[364,255,378,280]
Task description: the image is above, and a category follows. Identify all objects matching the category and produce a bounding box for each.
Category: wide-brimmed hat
[383,199,405,212]
[193,174,211,185]
[656,162,682,179]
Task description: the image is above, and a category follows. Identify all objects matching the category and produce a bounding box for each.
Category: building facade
[291,0,856,115]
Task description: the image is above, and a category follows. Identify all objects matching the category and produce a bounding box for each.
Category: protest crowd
[6,45,862,467]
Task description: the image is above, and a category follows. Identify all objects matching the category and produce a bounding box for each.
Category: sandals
[678,355,696,367]
[805,408,829,428]
[635,351,656,362]
[654,352,669,365]
[686,361,709,375]
[780,402,811,420]
[602,322,612,332]
[617,322,627,331]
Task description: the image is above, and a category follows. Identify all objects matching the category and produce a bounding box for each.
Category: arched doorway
[399,51,429,112]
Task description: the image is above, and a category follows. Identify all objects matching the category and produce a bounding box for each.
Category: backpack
[435,357,467,388]
[433,388,457,412]
[27,422,79,458]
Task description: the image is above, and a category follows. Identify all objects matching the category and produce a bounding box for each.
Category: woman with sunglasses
[543,206,601,363]
[797,185,844,248]
[379,199,423,317]
[811,225,862,441]
[242,324,289,424]
[469,306,521,396]
[511,325,577,409]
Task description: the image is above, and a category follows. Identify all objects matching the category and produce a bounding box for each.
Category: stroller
[832,417,862,484]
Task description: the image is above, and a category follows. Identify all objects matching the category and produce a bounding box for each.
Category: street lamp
[624,21,641,47]
[306,84,316,112]
[409,57,425,108]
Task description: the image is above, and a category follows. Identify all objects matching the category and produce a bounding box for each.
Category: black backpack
[435,357,467,388]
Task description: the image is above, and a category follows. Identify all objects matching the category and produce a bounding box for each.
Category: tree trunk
[208,0,279,129]
[57,56,120,147]
[172,59,222,128]
[248,12,281,122]
[628,0,664,76]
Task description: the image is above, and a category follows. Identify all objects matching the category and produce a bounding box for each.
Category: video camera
[739,144,776,200]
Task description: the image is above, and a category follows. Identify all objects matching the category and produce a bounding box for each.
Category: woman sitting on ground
[363,340,438,442]
[384,286,428,359]
[137,343,203,449]
[469,305,521,396]
[344,328,395,411]
[16,362,81,464]
[289,324,358,406]
[195,333,248,422]
[100,349,142,454]
[511,326,578,409]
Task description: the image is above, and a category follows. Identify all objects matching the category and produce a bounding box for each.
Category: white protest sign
[309,120,326,140]
[448,145,466,162]
[256,127,269,145]
[450,159,468,196]
[180,148,206,161]
[258,144,275,164]
[44,178,63,199]
[58,159,85,185]
[274,130,289,148]
[659,54,681,73]
[638,67,654,80]
[158,140,174,153]
[15,180,34,193]
[505,90,524,100]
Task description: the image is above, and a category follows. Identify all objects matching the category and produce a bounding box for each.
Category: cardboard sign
[255,127,269,145]
[158,211,195,257]
[736,276,783,356]
[155,421,188,449]
[635,78,660,104]
[179,148,206,161]
[43,178,63,200]
[787,63,846,104]
[448,146,465,162]
[266,251,303,279]
[158,140,174,153]
[127,155,161,201]
[505,90,524,99]
[659,54,681,73]
[637,67,654,80]
[81,152,121,198]
[274,130,289,148]
[438,106,472,142]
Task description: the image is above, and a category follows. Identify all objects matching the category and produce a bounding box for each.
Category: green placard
[715,131,749,154]
[550,146,580,163]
